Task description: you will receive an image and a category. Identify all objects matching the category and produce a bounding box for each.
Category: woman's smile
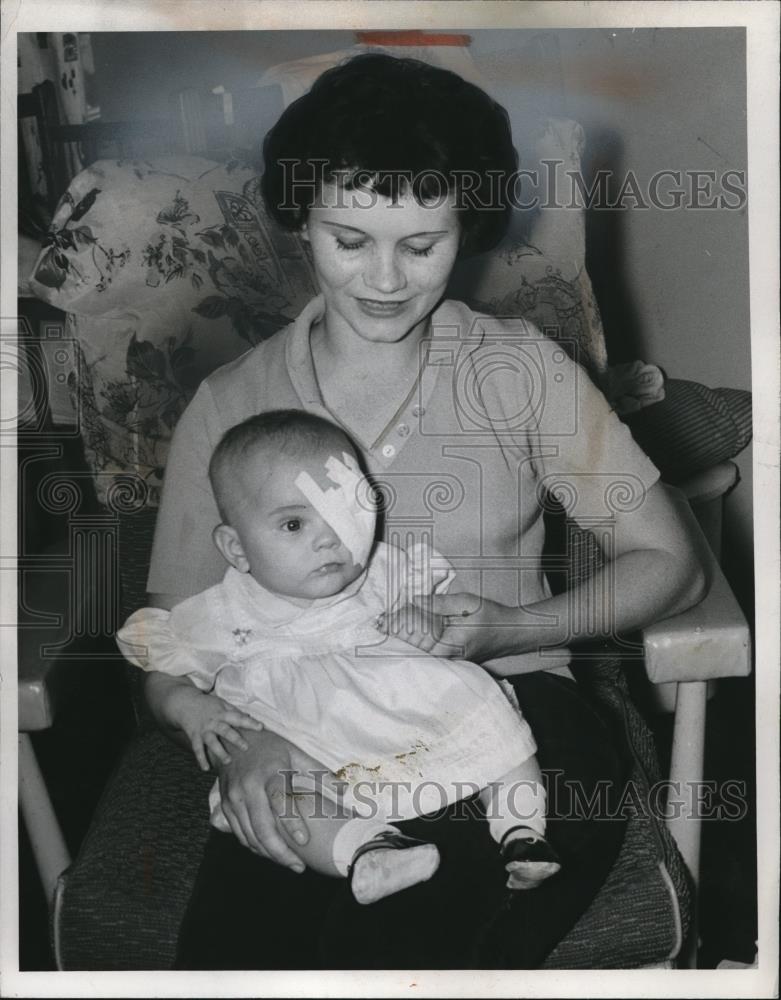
[355,296,411,318]
[303,184,462,348]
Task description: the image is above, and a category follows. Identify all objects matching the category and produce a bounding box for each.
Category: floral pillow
[448,118,610,378]
[29,155,318,504]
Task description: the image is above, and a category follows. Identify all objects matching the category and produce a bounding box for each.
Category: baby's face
[226,449,373,601]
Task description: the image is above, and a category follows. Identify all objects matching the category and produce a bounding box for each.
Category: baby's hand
[377,593,481,655]
[165,684,264,772]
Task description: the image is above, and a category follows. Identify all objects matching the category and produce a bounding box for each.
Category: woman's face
[302,182,462,348]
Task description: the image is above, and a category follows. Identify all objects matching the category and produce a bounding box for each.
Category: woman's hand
[213,728,315,872]
[380,592,535,663]
[146,672,320,872]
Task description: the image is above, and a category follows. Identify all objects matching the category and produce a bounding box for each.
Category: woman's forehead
[308,181,460,233]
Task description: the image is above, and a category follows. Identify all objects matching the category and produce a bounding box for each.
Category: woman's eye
[335,237,434,257]
[335,238,366,252]
[282,519,302,532]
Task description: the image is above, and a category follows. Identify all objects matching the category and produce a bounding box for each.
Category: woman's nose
[363,249,406,294]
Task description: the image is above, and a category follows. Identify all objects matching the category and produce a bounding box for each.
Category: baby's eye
[282,518,302,533]
[335,238,366,252]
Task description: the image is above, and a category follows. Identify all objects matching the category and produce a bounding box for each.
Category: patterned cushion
[28,156,318,504]
[448,117,608,377]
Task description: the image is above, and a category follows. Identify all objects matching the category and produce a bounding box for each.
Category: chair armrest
[641,543,751,685]
[18,532,121,731]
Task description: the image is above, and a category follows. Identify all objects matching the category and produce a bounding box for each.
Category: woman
[144,53,707,968]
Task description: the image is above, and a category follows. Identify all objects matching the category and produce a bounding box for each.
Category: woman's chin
[356,315,434,347]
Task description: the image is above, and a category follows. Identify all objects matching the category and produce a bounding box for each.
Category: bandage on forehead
[294,452,377,565]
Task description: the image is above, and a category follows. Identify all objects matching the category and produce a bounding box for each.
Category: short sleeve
[467,318,661,525]
[527,331,660,523]
[146,380,227,597]
[117,607,224,692]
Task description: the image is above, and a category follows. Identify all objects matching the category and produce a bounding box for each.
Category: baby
[118,409,561,905]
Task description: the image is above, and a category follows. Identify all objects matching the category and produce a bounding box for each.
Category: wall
[90,31,355,120]
[555,28,752,611]
[90,28,754,610]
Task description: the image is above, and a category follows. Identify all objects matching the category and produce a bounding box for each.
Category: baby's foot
[349,830,440,905]
[500,827,561,890]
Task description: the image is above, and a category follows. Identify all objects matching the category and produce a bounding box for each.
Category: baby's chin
[292,560,366,601]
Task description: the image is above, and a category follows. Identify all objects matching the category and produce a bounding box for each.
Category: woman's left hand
[379,592,517,663]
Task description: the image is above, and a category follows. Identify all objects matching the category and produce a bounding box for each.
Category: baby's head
[209,410,377,602]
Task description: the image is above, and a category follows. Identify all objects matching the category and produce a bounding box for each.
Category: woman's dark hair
[261,52,518,255]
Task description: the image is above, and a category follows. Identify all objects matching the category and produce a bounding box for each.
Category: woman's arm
[144,592,313,869]
[383,480,709,672]
[384,322,710,669]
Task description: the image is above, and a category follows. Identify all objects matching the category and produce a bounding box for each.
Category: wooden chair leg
[666,679,708,967]
[18,732,71,905]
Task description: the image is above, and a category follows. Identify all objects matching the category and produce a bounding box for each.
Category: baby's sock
[482,780,561,890]
[333,818,440,905]
[483,778,547,844]
[331,817,399,877]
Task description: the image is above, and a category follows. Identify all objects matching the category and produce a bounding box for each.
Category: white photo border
[1,2,778,997]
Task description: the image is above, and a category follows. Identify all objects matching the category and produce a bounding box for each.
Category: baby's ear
[213,523,250,573]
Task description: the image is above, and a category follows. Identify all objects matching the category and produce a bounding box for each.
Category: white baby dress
[117,543,536,823]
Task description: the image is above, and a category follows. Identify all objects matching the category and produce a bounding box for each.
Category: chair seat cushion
[55,660,692,970]
[54,729,214,970]
[543,657,691,968]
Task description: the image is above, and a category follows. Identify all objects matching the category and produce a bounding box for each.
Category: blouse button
[396,423,410,437]
[382,444,396,458]
[411,405,425,417]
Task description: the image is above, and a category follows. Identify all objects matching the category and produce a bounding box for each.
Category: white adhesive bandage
[294,452,376,566]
